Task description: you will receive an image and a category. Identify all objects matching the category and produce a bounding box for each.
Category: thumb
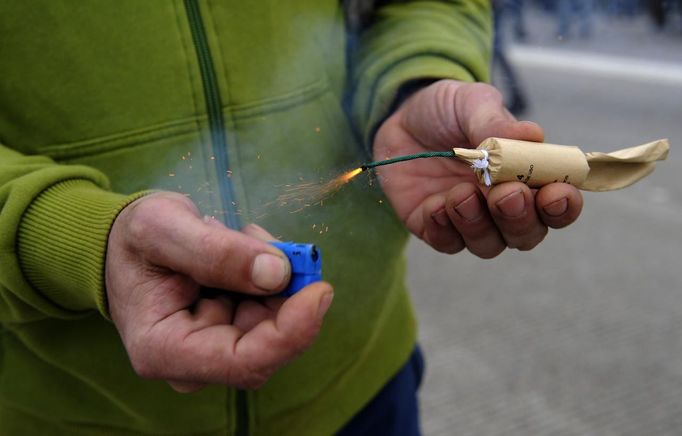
[401,81,544,149]
[233,281,334,386]
[118,193,291,295]
[242,223,278,242]
[456,83,544,147]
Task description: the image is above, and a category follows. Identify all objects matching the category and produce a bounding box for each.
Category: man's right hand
[105,192,333,392]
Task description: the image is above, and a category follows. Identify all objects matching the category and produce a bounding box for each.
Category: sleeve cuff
[17,179,150,318]
[354,54,478,147]
[348,1,492,149]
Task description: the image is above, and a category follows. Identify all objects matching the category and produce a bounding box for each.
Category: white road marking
[509,45,682,86]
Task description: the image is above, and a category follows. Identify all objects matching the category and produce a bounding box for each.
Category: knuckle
[125,197,179,244]
[511,227,548,251]
[546,214,577,229]
[131,360,154,379]
[459,222,494,242]
[197,231,220,261]
[152,191,197,210]
[514,240,538,251]
[439,244,465,255]
[126,330,173,381]
[128,346,156,379]
[126,206,158,244]
[474,245,505,259]
[215,351,272,390]
[126,194,198,241]
[501,228,530,243]
[499,220,540,240]
[430,237,465,255]
[233,366,272,390]
[196,232,234,282]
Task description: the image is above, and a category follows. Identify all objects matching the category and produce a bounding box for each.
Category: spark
[268,150,460,214]
[274,167,364,211]
[340,167,363,182]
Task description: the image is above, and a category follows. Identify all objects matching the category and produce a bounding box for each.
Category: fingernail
[454,194,482,222]
[431,208,450,227]
[318,291,334,319]
[543,198,568,217]
[496,190,525,218]
[252,254,289,290]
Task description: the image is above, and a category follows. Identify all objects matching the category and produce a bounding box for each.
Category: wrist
[18,179,150,317]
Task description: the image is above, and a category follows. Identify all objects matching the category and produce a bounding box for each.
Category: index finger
[139,282,333,389]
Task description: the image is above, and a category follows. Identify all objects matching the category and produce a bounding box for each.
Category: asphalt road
[409,29,682,436]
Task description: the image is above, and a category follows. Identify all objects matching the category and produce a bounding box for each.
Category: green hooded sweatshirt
[0,1,491,434]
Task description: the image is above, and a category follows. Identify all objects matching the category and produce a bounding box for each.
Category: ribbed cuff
[17,179,150,318]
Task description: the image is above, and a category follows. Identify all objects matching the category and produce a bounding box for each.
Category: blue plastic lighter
[270,242,322,297]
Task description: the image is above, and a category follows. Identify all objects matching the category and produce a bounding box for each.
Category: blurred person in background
[508,0,529,40]
[607,0,640,16]
[493,0,529,114]
[648,0,682,28]
[557,0,595,38]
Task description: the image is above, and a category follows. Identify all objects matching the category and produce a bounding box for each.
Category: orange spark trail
[275,167,364,211]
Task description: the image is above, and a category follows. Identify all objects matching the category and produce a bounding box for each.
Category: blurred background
[409,1,682,434]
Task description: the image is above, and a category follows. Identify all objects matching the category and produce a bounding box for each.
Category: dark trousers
[337,347,425,436]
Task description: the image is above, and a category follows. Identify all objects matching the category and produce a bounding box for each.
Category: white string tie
[471,149,492,186]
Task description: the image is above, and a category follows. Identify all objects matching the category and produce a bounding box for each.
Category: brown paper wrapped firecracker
[454,138,669,191]
[291,138,669,207]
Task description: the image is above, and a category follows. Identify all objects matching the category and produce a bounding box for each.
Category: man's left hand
[373,80,583,258]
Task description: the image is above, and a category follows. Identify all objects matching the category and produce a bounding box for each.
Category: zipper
[184,0,241,230]
[184,1,248,436]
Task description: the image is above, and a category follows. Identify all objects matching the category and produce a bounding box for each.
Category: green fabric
[19,181,151,317]
[351,0,492,144]
[0,1,491,435]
